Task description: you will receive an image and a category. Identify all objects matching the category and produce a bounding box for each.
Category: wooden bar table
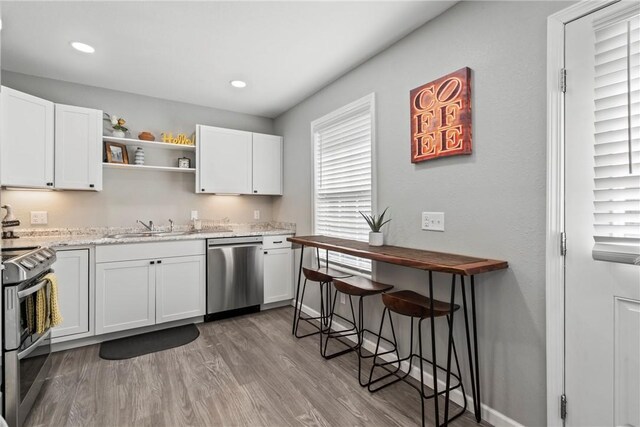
[287,235,508,423]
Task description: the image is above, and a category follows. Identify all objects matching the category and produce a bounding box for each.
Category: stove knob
[20,260,36,269]
[41,249,54,258]
[34,254,46,262]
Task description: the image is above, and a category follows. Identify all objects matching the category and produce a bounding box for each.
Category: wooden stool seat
[302,266,351,283]
[333,276,394,297]
[382,290,459,319]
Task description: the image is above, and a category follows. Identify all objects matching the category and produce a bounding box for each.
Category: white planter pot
[369,232,383,246]
[111,129,126,138]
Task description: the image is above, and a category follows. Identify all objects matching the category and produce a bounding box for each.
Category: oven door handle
[17,277,49,299]
[18,328,51,360]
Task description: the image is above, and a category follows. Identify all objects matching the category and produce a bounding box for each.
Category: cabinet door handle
[46,182,53,186]
[254,190,258,193]
[264,251,268,255]
[273,241,282,244]
[89,184,95,188]
[150,261,155,265]
[157,260,162,264]
[201,188,205,192]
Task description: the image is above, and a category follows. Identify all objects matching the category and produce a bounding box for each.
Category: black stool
[322,276,399,386]
[293,266,352,352]
[368,290,467,427]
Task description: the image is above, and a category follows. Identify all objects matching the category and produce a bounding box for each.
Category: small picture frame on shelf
[178,157,191,169]
[105,142,129,164]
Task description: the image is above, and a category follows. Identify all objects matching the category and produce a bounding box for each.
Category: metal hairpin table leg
[291,244,305,335]
[428,271,440,427]
[461,275,482,422]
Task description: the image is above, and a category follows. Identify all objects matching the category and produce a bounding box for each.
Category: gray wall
[273,2,570,425]
[1,71,276,228]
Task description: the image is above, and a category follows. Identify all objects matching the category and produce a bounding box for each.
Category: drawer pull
[273,241,282,244]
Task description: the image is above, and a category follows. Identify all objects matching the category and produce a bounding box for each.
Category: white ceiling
[0,1,456,118]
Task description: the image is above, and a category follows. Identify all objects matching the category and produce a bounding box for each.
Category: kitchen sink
[105,231,191,239]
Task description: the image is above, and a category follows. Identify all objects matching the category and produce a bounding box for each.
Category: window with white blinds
[312,94,375,273]
[592,11,640,265]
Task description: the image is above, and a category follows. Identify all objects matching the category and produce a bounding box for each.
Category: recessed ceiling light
[230,80,247,88]
[70,42,95,54]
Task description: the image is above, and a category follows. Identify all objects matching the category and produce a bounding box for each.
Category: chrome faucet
[168,219,174,232]
[137,220,154,231]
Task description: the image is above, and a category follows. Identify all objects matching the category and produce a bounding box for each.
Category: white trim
[545,2,620,426]
[293,301,523,427]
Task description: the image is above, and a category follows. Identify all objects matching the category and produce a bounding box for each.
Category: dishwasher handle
[207,236,263,247]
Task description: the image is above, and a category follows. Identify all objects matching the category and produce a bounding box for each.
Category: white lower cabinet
[156,255,205,324]
[96,259,156,335]
[52,249,90,339]
[95,241,206,335]
[263,236,294,304]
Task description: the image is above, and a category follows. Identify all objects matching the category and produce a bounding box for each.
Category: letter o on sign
[436,78,462,103]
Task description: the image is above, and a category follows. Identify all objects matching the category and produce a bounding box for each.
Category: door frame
[545,1,620,426]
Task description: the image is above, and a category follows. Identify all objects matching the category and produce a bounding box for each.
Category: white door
[0,86,54,188]
[155,255,205,323]
[52,249,89,339]
[565,4,640,426]
[95,259,156,334]
[197,125,252,194]
[55,104,103,191]
[263,248,293,304]
[252,133,283,195]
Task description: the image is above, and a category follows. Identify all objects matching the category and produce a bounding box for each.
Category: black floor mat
[99,324,200,360]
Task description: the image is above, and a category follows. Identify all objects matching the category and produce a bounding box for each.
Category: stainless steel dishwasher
[206,236,263,318]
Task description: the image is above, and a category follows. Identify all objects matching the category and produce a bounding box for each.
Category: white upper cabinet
[0,86,54,188]
[252,133,283,195]
[197,125,253,194]
[196,124,283,195]
[55,104,103,191]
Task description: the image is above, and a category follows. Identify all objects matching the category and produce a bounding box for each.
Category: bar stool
[322,276,399,385]
[368,290,467,427]
[293,266,352,351]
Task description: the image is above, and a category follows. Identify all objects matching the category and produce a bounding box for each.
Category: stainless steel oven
[2,246,56,427]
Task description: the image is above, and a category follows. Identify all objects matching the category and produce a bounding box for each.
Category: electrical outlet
[422,212,444,232]
[30,211,48,225]
[190,210,199,220]
[340,294,346,305]
[254,210,260,220]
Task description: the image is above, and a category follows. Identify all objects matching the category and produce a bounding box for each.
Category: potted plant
[359,207,391,246]
[104,113,128,138]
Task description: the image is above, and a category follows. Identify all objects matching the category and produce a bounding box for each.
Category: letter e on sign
[410,67,472,163]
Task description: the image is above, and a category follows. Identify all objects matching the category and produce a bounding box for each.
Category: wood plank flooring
[25,307,489,427]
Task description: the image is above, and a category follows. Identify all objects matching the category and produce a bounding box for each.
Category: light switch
[190,210,199,220]
[422,212,444,232]
[30,211,48,225]
[254,210,260,220]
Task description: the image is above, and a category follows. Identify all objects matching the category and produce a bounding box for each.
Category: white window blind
[593,11,640,265]
[312,94,374,273]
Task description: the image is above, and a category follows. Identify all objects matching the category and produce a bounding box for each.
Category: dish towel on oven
[35,273,63,334]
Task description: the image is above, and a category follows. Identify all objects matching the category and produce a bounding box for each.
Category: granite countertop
[2,221,296,249]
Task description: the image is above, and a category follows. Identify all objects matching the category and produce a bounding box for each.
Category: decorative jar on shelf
[134,147,145,165]
[111,129,126,138]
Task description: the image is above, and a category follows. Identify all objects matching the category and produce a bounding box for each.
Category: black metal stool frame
[367,273,468,427]
[293,248,354,349]
[321,287,400,386]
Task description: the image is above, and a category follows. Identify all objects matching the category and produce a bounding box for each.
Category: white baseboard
[292,300,523,427]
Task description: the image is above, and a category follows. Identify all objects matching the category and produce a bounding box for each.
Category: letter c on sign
[413,86,435,111]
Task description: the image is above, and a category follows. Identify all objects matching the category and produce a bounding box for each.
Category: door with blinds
[565,3,640,426]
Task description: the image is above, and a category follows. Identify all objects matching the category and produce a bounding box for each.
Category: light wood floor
[25,307,489,427]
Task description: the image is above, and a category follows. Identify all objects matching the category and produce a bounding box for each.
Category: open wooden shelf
[103,135,195,151]
[103,163,195,173]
